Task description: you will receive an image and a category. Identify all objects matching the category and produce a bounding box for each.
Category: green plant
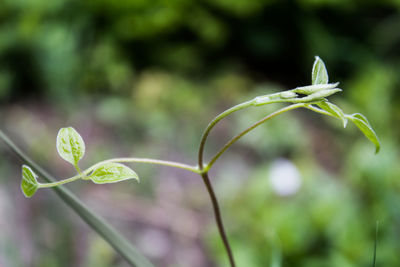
[3,57,380,267]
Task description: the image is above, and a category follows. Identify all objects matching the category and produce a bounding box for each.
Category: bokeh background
[1,0,400,266]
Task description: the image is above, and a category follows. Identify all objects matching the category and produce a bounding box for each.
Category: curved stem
[198,100,254,170]
[195,103,304,267]
[84,157,200,175]
[196,100,300,267]
[196,100,255,267]
[38,157,200,187]
[201,172,236,267]
[74,163,84,176]
[206,103,304,171]
[38,173,83,188]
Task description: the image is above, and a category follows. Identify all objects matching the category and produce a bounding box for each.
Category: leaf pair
[252,84,342,106]
[253,57,341,107]
[57,127,139,183]
[21,127,139,198]
[253,56,380,154]
[310,56,380,153]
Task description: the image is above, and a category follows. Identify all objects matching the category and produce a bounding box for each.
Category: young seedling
[19,57,380,267]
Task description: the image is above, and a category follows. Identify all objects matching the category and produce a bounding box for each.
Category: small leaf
[279,91,298,99]
[291,88,341,103]
[317,102,348,128]
[292,82,339,95]
[307,88,341,101]
[312,56,329,85]
[88,163,139,184]
[349,113,380,153]
[57,127,85,167]
[21,165,39,198]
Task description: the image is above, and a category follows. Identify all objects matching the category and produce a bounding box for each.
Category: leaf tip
[374,142,381,154]
[343,119,348,128]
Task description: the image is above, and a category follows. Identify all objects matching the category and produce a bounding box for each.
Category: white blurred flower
[269,158,301,196]
[139,228,170,259]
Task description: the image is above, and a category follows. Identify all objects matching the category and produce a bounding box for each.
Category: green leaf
[317,102,348,128]
[312,56,329,85]
[306,88,341,101]
[56,127,85,167]
[88,163,139,184]
[279,91,298,99]
[348,113,380,153]
[291,88,341,103]
[292,82,339,95]
[21,165,39,198]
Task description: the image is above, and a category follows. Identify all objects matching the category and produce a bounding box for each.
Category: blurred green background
[1,0,400,266]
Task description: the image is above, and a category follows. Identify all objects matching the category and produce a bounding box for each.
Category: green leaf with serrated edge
[317,102,348,128]
[312,56,329,85]
[88,163,139,184]
[349,113,380,153]
[57,127,85,167]
[21,165,39,198]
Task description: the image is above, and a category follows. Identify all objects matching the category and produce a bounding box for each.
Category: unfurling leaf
[279,91,298,99]
[317,102,348,128]
[57,127,85,167]
[312,56,329,85]
[348,113,380,153]
[21,165,39,198]
[292,82,339,95]
[302,88,341,102]
[88,163,139,184]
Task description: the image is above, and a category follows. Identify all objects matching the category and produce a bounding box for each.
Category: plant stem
[196,103,304,267]
[36,158,199,188]
[201,172,236,267]
[38,174,83,188]
[74,163,84,176]
[198,100,253,169]
[84,157,200,175]
[206,103,305,170]
[0,129,154,267]
[197,100,255,267]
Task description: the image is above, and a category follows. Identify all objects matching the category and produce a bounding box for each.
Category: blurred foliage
[1,0,400,266]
